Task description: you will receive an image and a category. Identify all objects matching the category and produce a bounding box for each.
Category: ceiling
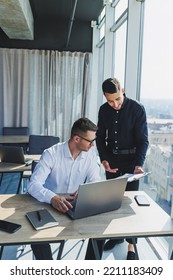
[0,0,104,52]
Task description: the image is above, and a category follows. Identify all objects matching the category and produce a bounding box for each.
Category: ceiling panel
[0,0,104,52]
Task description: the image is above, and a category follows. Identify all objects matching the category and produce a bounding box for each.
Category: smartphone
[0,220,22,233]
[134,195,150,206]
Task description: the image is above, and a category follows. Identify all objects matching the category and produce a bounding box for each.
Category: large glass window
[140,0,173,217]
[113,20,127,87]
[98,7,105,41]
[113,0,128,21]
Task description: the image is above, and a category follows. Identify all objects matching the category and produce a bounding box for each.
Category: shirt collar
[63,140,86,160]
[121,93,127,110]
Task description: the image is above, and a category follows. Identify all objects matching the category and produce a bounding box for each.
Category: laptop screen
[0,146,26,164]
[67,177,128,219]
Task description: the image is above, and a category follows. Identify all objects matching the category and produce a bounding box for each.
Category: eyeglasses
[78,135,96,144]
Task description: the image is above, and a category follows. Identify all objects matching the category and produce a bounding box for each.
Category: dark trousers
[31,244,53,260]
[85,239,104,260]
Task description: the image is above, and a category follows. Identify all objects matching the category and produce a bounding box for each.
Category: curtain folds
[0,48,92,141]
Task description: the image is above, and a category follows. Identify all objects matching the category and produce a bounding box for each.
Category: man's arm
[96,108,118,173]
[27,150,57,204]
[134,105,149,167]
[84,148,101,183]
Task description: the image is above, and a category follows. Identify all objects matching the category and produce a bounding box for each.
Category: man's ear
[73,135,80,143]
[122,88,125,94]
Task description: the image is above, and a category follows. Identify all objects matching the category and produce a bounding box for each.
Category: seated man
[27,117,101,260]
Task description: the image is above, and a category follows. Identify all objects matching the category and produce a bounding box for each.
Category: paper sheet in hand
[117,172,151,182]
[26,208,59,230]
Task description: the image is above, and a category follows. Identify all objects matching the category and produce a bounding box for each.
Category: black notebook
[26,208,59,230]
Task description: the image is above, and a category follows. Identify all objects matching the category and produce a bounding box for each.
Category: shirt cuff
[41,189,57,204]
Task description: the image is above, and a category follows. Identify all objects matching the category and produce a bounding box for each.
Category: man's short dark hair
[71,118,97,137]
[102,78,121,94]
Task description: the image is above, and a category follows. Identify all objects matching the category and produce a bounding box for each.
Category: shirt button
[116,111,119,114]
[115,141,117,143]
[115,131,117,133]
[115,121,118,123]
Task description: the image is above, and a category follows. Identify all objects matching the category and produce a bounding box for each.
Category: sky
[141,0,173,99]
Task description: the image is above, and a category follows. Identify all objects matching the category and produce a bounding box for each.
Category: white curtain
[0,48,92,141]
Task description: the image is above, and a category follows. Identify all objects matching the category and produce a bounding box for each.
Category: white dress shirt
[27,141,100,204]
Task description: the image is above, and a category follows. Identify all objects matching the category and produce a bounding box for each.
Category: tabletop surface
[0,191,173,246]
[0,135,29,144]
[0,155,40,172]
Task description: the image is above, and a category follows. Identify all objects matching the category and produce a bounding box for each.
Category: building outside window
[140,0,173,218]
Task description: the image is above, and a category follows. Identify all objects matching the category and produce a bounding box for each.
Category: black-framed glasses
[78,135,96,144]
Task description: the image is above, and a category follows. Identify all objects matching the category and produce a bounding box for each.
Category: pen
[37,210,42,221]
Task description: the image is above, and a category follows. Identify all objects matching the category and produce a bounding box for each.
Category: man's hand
[102,160,118,173]
[134,166,144,174]
[51,195,73,213]
[68,191,78,201]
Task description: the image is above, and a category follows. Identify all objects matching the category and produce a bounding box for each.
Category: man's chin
[83,147,90,152]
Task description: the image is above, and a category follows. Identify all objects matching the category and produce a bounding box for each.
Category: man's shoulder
[82,146,97,158]
[99,102,110,112]
[100,102,108,109]
[44,141,64,154]
[88,146,98,159]
[127,97,145,110]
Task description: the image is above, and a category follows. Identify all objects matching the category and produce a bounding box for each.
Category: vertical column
[125,0,145,100]
[103,4,114,79]
[88,23,100,122]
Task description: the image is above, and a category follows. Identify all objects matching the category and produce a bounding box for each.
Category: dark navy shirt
[96,95,149,167]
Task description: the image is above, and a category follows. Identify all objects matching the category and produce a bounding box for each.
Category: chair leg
[0,173,3,186]
[56,240,65,260]
[0,246,4,259]
[132,238,139,260]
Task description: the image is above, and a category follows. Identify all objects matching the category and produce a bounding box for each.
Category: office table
[0,135,29,145]
[0,191,173,260]
[0,155,40,194]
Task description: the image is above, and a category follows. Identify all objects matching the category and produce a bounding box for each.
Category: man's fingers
[52,196,73,213]
[108,168,118,173]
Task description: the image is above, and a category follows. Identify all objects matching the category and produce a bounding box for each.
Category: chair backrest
[3,127,29,135]
[28,135,60,154]
[32,160,39,173]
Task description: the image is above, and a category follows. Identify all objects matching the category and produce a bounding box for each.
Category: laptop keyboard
[70,200,76,212]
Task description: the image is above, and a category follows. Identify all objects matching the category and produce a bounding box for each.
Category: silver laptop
[0,146,32,165]
[67,177,128,219]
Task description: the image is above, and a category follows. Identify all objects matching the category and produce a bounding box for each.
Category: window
[114,0,128,21]
[113,20,127,87]
[140,0,173,217]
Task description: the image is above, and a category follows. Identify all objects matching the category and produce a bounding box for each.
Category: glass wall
[113,20,127,87]
[140,0,173,217]
[113,0,128,85]
[94,0,173,218]
[91,0,173,259]
[114,0,128,21]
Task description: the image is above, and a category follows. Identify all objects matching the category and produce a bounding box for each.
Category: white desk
[0,191,173,259]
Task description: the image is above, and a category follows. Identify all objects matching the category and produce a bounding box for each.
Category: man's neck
[68,140,81,160]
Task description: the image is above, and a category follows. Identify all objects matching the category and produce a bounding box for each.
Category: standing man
[27,117,101,260]
[96,77,149,260]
